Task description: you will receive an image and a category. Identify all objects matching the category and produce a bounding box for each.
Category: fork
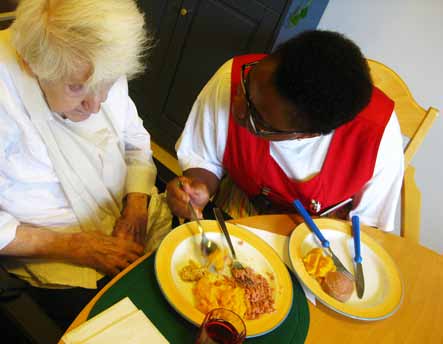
[213,208,244,270]
[213,208,245,269]
[293,199,354,281]
[213,208,254,286]
[188,202,218,257]
[178,179,219,257]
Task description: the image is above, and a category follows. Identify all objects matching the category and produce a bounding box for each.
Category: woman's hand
[113,193,149,245]
[67,231,145,276]
[1,225,145,277]
[166,176,210,219]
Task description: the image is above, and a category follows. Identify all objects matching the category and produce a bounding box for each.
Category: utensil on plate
[288,218,403,320]
[293,199,354,281]
[187,202,218,257]
[177,179,218,257]
[155,220,294,336]
[213,208,244,270]
[352,215,365,298]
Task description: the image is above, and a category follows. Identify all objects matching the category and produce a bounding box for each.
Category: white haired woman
[0,0,171,329]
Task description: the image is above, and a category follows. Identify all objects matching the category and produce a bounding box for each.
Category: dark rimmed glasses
[240,61,306,138]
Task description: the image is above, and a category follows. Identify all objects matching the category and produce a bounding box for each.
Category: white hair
[10,0,151,86]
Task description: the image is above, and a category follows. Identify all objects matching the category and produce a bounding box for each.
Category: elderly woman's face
[38,64,115,122]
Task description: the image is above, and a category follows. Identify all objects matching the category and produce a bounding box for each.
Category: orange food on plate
[193,274,247,318]
[303,248,336,280]
[207,248,229,272]
[303,248,354,302]
[179,260,275,320]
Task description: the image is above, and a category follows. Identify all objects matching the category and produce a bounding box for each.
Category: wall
[273,0,329,49]
[317,0,443,253]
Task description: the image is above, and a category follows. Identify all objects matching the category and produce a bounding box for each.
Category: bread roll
[321,271,354,302]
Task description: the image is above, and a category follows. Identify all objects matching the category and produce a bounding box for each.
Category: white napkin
[62,297,169,344]
[236,224,316,305]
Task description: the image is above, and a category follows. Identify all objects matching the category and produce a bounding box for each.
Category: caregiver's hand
[113,193,149,246]
[166,175,210,219]
[68,231,144,276]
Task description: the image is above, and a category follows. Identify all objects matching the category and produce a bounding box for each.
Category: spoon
[186,200,218,257]
[177,179,218,257]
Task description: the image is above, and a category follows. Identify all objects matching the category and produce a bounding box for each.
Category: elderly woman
[0,0,170,328]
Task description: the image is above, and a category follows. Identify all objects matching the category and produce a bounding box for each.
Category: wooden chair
[367,59,439,243]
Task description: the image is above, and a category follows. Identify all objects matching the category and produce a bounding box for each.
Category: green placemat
[89,253,309,343]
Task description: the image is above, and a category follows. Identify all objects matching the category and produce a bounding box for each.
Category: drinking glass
[195,308,246,344]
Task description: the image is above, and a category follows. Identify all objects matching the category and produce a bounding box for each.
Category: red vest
[222,54,394,214]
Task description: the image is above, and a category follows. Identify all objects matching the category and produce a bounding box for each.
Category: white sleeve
[349,111,404,231]
[110,78,157,195]
[0,211,19,250]
[176,60,232,179]
[123,97,157,195]
[0,103,19,249]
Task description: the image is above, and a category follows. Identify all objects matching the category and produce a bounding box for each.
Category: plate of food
[289,218,403,320]
[155,220,293,337]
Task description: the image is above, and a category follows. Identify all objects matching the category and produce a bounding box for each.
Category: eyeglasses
[240,61,306,137]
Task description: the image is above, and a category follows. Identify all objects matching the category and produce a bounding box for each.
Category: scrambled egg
[179,260,207,281]
[207,248,227,272]
[193,274,247,318]
[303,248,336,282]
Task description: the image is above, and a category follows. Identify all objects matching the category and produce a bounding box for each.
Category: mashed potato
[193,274,247,318]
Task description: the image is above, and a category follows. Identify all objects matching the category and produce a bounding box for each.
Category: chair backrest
[367,59,439,243]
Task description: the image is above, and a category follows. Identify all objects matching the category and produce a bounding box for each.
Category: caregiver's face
[38,64,115,122]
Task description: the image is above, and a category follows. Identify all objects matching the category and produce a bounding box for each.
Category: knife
[213,208,237,261]
[352,215,365,298]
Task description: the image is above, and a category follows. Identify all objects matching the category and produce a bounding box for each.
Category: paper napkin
[62,297,169,344]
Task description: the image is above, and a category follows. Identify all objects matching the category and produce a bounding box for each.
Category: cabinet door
[132,0,289,153]
[0,0,17,30]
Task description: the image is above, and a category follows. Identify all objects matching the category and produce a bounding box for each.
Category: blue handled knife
[352,215,365,298]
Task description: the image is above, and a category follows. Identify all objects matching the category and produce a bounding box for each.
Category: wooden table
[62,215,443,343]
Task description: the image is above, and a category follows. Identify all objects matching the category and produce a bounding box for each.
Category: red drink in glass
[195,308,246,344]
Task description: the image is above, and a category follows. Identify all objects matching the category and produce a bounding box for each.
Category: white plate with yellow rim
[289,218,403,320]
[155,220,293,337]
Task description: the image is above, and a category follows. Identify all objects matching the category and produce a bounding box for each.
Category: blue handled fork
[293,199,354,281]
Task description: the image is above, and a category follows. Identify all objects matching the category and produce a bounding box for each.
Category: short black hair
[273,30,372,134]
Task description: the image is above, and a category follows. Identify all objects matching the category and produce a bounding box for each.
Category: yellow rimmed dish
[289,218,403,320]
[155,220,293,337]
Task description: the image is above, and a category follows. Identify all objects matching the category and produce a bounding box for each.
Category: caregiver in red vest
[166,30,404,232]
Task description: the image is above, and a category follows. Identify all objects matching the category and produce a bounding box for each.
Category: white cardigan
[0,30,158,288]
